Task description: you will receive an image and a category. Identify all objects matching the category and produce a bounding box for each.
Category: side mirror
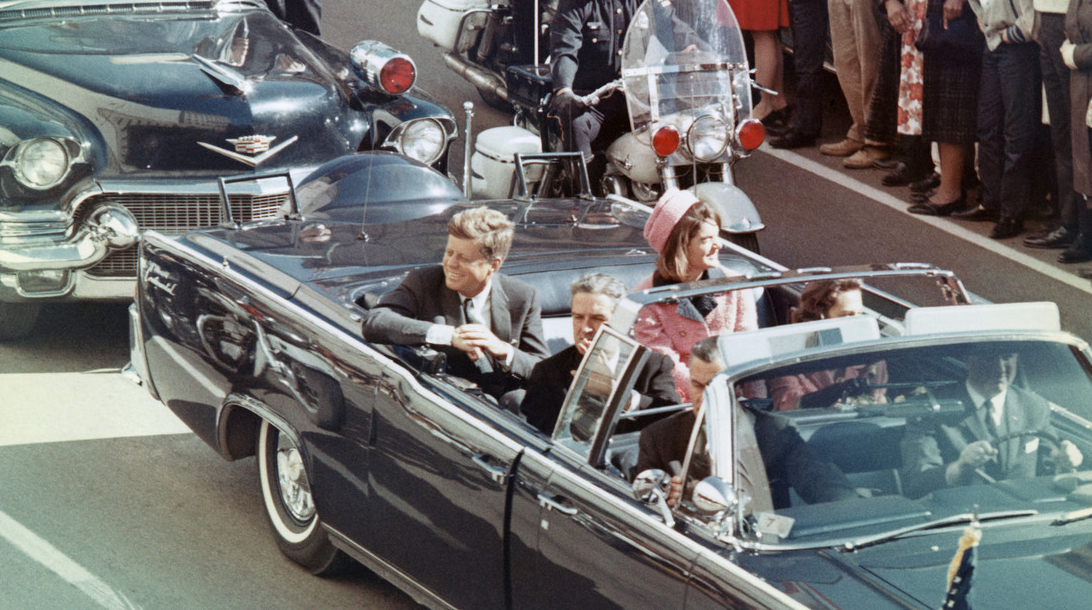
[632,469,675,528]
[693,476,739,517]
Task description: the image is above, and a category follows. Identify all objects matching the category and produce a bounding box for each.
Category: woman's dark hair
[791,279,863,323]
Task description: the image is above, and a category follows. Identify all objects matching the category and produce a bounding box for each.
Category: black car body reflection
[131,159,1092,608]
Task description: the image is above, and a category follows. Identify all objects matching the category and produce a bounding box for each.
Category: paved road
[3,1,1092,609]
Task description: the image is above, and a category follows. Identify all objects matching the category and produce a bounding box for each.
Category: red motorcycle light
[380,57,416,94]
[652,125,680,156]
[737,119,765,150]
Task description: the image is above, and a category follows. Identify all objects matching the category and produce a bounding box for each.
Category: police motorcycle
[419,0,766,252]
[416,0,556,109]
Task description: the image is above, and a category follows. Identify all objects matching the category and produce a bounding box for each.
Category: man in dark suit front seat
[363,207,549,397]
[637,337,858,509]
[521,272,680,434]
[900,346,1084,499]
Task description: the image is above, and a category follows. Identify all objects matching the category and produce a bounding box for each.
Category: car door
[364,369,526,610]
[510,328,696,610]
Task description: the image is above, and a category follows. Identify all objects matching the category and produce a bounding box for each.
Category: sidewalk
[0,371,190,446]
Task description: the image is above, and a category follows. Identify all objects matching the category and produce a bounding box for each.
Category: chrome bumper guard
[0,204,140,273]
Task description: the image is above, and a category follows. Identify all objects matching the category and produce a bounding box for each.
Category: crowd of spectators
[766,0,1092,266]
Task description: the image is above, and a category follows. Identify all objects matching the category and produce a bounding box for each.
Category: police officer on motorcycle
[549,0,641,191]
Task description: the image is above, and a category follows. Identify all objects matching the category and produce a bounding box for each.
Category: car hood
[0,7,358,174]
[763,521,1092,609]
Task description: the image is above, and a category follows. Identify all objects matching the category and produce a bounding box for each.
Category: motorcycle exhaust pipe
[443,53,509,102]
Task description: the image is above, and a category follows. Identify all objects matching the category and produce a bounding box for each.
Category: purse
[914,10,980,53]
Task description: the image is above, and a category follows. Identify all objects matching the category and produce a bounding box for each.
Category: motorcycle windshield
[621,0,751,150]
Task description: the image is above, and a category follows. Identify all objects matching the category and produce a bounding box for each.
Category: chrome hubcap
[275,438,315,523]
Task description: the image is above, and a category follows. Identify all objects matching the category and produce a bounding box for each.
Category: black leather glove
[550,87,583,116]
[799,378,871,409]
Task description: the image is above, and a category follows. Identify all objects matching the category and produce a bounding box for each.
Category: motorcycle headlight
[686,114,729,163]
[395,118,446,165]
[11,138,72,190]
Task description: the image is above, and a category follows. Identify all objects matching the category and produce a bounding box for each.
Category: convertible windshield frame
[611,263,971,334]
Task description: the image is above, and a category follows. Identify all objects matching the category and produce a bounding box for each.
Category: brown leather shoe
[843,146,891,169]
[819,139,864,157]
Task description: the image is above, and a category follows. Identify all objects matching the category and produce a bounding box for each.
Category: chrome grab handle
[472,453,507,485]
[537,492,579,516]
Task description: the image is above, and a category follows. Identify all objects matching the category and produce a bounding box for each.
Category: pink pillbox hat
[644,187,701,254]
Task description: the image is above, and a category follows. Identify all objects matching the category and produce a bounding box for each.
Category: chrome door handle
[472,453,508,485]
[537,492,579,516]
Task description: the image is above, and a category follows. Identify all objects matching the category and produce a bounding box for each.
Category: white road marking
[0,370,190,447]
[0,509,145,610]
[761,146,1092,296]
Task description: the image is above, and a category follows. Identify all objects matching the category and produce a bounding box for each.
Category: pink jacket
[633,268,758,400]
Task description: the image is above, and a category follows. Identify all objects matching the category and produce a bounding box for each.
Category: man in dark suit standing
[363,207,549,398]
[522,273,680,434]
[900,348,1083,499]
[637,337,858,509]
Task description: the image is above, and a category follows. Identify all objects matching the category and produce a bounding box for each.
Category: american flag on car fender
[940,518,981,610]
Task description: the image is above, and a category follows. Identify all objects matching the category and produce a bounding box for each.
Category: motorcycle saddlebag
[506,64,553,110]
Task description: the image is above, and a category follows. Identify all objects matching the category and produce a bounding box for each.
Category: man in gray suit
[363,207,549,397]
[901,347,1083,498]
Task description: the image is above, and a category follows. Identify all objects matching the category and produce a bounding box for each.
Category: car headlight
[396,119,446,165]
[686,114,729,163]
[11,137,73,190]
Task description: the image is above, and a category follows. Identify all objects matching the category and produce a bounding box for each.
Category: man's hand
[945,439,997,484]
[452,324,513,363]
[958,440,998,469]
[550,87,584,115]
[1053,440,1084,472]
[1061,40,1078,70]
[666,474,683,507]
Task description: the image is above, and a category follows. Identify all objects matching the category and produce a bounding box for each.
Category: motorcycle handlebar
[577,80,624,107]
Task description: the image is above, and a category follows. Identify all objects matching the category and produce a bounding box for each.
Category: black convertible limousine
[130,154,1092,609]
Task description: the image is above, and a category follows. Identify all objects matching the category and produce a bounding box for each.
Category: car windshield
[0,3,326,81]
[622,0,751,133]
[682,336,1092,547]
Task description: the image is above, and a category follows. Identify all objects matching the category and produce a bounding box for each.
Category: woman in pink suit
[633,188,759,400]
[767,278,888,410]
